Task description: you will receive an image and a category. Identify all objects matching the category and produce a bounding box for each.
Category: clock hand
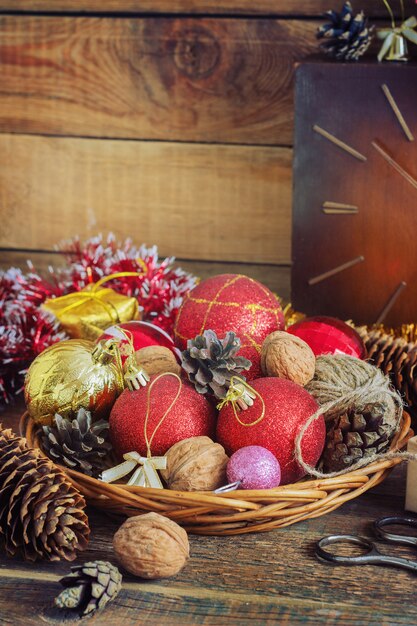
[322,202,358,214]
[313,125,367,162]
[376,281,407,324]
[308,256,364,286]
[372,141,417,191]
[381,84,414,142]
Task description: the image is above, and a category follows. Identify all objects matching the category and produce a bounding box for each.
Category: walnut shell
[161,436,229,491]
[261,330,315,386]
[134,346,181,376]
[113,512,189,579]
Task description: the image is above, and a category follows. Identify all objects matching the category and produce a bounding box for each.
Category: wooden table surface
[0,402,415,626]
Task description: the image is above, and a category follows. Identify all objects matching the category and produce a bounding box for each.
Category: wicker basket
[21,410,412,536]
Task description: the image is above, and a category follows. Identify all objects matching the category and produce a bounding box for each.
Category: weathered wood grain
[0,403,415,625]
[0,0,412,17]
[0,134,292,264]
[0,16,316,146]
[0,250,292,300]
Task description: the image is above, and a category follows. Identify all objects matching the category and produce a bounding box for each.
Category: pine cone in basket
[356,325,417,421]
[0,425,90,562]
[42,409,112,477]
[317,1,374,61]
[181,329,252,400]
[55,560,122,617]
[321,404,393,472]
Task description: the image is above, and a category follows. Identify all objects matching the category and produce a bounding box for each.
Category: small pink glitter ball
[226,446,281,490]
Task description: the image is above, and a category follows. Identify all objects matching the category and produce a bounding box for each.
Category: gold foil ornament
[24,339,125,426]
[42,273,141,341]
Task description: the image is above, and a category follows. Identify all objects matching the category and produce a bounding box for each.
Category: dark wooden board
[0,403,416,625]
[292,60,417,327]
[0,16,316,146]
[0,0,412,17]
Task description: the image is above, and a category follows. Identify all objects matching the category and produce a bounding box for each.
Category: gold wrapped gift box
[43,283,140,341]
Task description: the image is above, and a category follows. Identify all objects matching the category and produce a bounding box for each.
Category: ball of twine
[296,354,405,479]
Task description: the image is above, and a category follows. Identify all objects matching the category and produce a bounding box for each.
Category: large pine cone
[55,560,122,617]
[321,404,393,472]
[317,1,374,61]
[181,330,252,400]
[0,425,90,561]
[42,409,112,477]
[356,325,417,421]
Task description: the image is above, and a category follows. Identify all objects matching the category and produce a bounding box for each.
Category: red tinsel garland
[0,234,197,409]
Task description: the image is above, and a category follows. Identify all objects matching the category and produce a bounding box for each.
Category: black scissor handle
[374,516,417,546]
[315,534,379,566]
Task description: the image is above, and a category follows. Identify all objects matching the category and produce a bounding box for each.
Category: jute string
[295,355,414,478]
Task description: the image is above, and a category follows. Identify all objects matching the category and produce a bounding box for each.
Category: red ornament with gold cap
[109,373,217,459]
[216,377,326,485]
[173,274,285,380]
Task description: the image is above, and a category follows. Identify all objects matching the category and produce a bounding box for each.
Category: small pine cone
[55,560,122,617]
[0,424,90,562]
[321,405,393,472]
[317,1,374,61]
[42,409,112,477]
[181,329,251,400]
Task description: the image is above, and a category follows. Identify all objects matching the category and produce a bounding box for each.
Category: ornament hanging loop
[217,376,265,427]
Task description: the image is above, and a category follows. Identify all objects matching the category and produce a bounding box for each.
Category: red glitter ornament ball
[216,378,325,484]
[98,321,180,364]
[287,316,365,358]
[174,274,284,379]
[109,374,217,457]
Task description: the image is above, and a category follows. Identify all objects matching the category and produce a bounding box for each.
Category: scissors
[316,516,417,573]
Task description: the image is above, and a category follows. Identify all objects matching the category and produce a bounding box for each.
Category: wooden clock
[292,60,417,327]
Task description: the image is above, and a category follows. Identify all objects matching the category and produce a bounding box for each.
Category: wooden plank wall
[0,1,410,299]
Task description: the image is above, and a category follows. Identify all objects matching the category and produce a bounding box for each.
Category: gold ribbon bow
[377,16,417,61]
[100,373,183,489]
[100,451,167,488]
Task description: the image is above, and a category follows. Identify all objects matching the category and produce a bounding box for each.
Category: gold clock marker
[313,125,367,162]
[322,202,358,214]
[381,84,414,142]
[372,141,417,191]
[308,256,364,286]
[376,281,407,324]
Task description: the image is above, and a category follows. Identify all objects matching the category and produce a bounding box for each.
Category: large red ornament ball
[174,274,285,379]
[216,378,325,485]
[109,374,217,457]
[98,321,180,364]
[287,316,365,359]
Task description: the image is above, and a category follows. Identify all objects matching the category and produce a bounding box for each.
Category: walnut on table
[112,512,189,579]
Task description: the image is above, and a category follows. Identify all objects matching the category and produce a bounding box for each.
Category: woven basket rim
[20,410,413,535]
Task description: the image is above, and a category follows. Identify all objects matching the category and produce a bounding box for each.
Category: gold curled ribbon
[216,376,266,427]
[112,326,151,390]
[100,372,183,488]
[377,15,417,61]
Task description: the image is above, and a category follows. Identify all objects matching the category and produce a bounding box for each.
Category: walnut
[161,436,229,491]
[261,330,315,386]
[134,346,181,377]
[112,512,189,579]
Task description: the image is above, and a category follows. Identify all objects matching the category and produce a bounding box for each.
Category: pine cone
[181,330,252,400]
[321,404,393,472]
[317,2,374,61]
[356,325,417,422]
[0,425,89,562]
[55,560,122,617]
[42,409,112,477]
